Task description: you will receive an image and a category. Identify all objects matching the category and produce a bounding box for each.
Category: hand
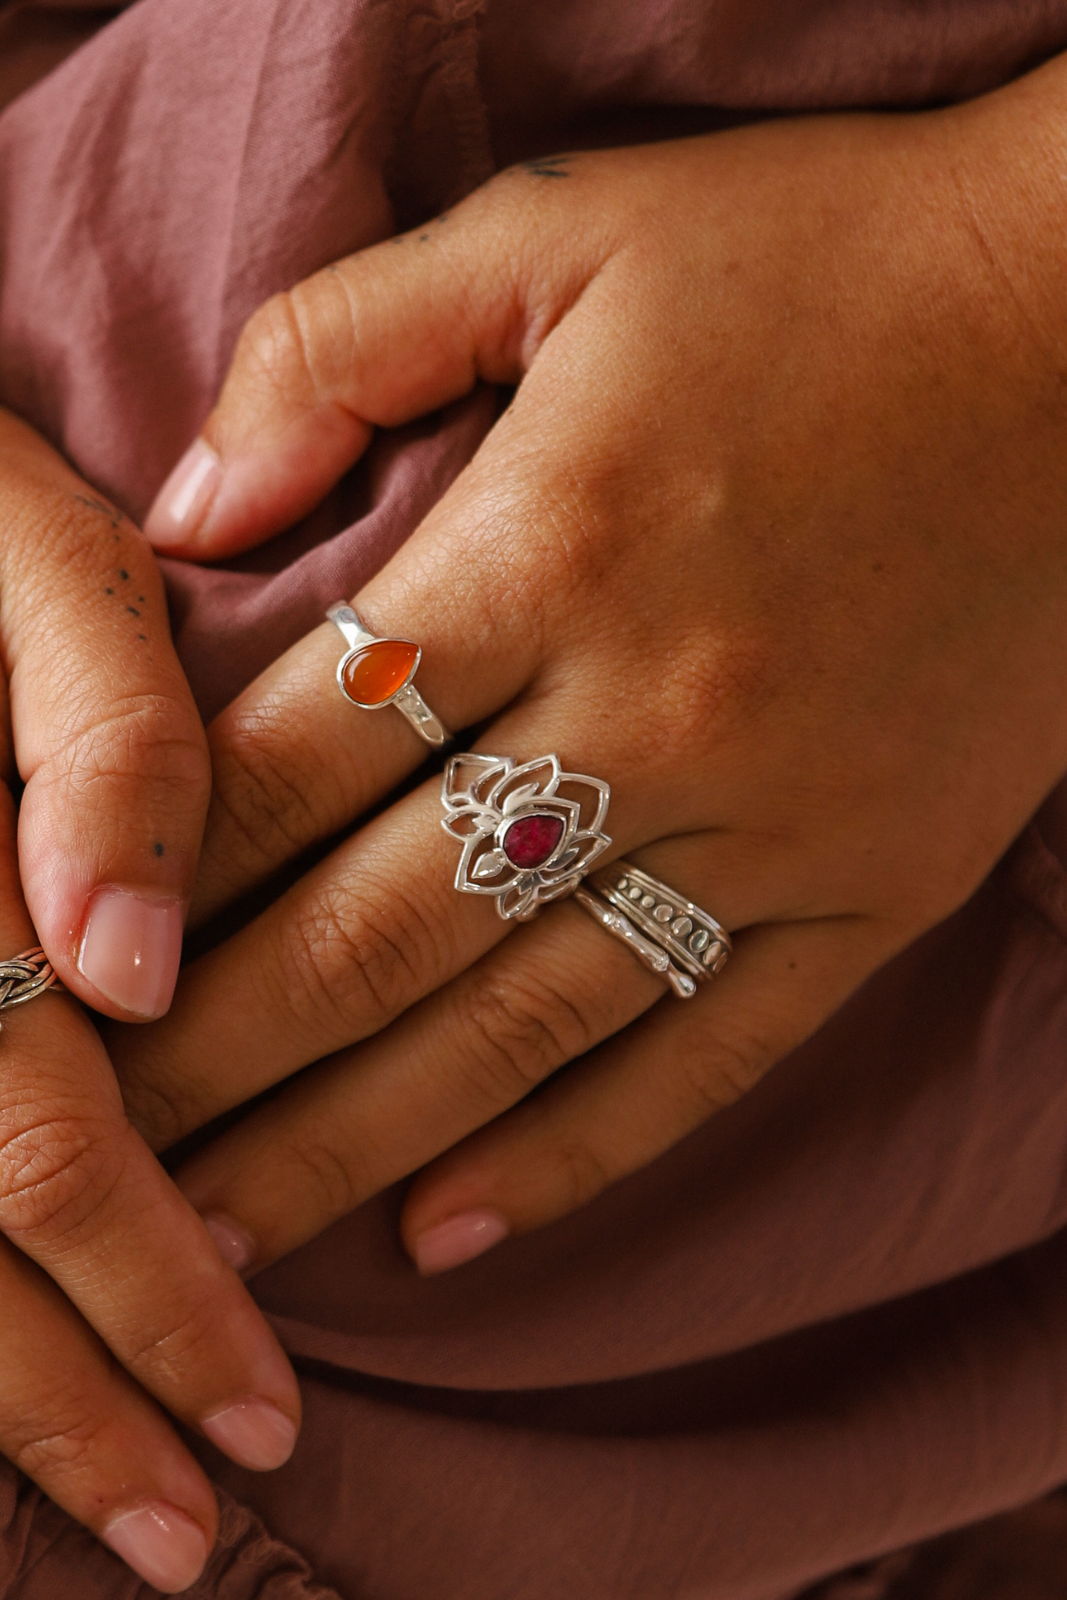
[120,60,1067,1278]
[0,413,300,1592]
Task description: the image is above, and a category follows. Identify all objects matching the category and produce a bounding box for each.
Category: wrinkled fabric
[2,1,1067,1596]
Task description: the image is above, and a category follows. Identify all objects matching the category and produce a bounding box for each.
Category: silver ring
[576,861,731,998]
[328,603,451,748]
[572,887,698,998]
[442,752,611,921]
[0,947,59,1028]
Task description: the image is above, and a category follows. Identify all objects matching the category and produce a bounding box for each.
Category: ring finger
[162,848,895,1278]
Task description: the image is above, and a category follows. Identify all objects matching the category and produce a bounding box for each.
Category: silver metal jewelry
[573,887,697,998]
[0,947,59,1028]
[327,603,451,748]
[442,752,611,921]
[592,861,731,978]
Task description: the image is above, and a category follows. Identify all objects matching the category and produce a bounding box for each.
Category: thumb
[0,412,211,1020]
[143,158,618,561]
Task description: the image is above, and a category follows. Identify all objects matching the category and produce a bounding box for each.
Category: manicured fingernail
[201,1397,297,1471]
[102,1502,208,1593]
[145,439,221,546]
[202,1212,255,1273]
[77,888,184,1018]
[413,1208,510,1275]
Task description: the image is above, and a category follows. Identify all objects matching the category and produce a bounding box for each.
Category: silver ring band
[592,862,731,977]
[572,887,697,998]
[0,947,59,1028]
[576,861,731,998]
[328,603,451,748]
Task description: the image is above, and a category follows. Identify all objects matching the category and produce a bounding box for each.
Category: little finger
[399,915,898,1268]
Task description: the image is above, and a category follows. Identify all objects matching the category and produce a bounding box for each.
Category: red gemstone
[502,814,564,869]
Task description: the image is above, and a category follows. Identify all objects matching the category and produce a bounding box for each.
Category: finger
[0,411,211,1020]
[143,154,618,559]
[0,793,301,1481]
[398,916,895,1269]
[112,702,776,1158]
[160,894,669,1273]
[0,1239,218,1592]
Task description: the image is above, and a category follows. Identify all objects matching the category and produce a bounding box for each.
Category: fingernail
[77,887,184,1019]
[413,1208,510,1275]
[102,1502,208,1593]
[145,439,221,546]
[201,1396,297,1471]
[202,1212,255,1273]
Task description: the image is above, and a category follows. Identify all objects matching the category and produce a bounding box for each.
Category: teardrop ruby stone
[342,640,419,707]
[502,814,564,869]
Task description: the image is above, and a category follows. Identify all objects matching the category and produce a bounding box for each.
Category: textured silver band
[575,861,731,999]
[0,947,59,1027]
[572,887,697,998]
[328,603,451,748]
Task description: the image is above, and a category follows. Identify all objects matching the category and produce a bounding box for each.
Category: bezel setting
[441,753,612,920]
[335,639,422,709]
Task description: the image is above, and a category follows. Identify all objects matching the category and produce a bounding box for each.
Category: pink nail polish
[145,439,221,546]
[414,1208,510,1275]
[77,888,184,1018]
[102,1502,208,1593]
[201,1396,297,1471]
[202,1212,255,1273]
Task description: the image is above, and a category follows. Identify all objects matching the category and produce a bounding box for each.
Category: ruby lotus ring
[328,603,451,748]
[441,753,612,921]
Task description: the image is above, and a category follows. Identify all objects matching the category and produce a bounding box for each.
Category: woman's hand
[0,414,300,1592]
[120,59,1067,1276]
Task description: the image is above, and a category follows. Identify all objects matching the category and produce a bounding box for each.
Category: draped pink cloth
[3,2,1067,1595]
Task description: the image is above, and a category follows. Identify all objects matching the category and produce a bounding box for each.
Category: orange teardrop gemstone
[341,640,419,707]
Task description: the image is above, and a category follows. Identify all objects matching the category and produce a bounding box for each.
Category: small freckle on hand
[153,841,165,857]
[127,606,140,616]
[105,587,113,595]
[119,569,129,580]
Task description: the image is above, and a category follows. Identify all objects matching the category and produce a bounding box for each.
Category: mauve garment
[3,2,1067,1596]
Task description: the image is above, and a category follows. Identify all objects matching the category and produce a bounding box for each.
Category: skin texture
[107,58,1067,1282]
[111,53,1067,1286]
[0,417,301,1588]
[5,48,1067,1575]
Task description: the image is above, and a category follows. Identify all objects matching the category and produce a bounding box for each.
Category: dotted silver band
[586,860,731,991]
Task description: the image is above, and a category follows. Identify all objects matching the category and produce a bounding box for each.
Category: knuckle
[545,1137,614,1215]
[0,1107,119,1243]
[676,1024,770,1120]
[282,871,451,1038]
[38,691,210,813]
[10,1388,113,1483]
[118,1059,203,1154]
[122,1300,226,1389]
[208,706,345,877]
[278,1136,363,1223]
[233,283,340,409]
[450,974,593,1109]
[643,630,776,771]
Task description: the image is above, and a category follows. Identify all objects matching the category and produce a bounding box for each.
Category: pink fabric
[3,2,1067,1595]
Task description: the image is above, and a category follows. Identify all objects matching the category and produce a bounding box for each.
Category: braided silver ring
[0,947,60,1029]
